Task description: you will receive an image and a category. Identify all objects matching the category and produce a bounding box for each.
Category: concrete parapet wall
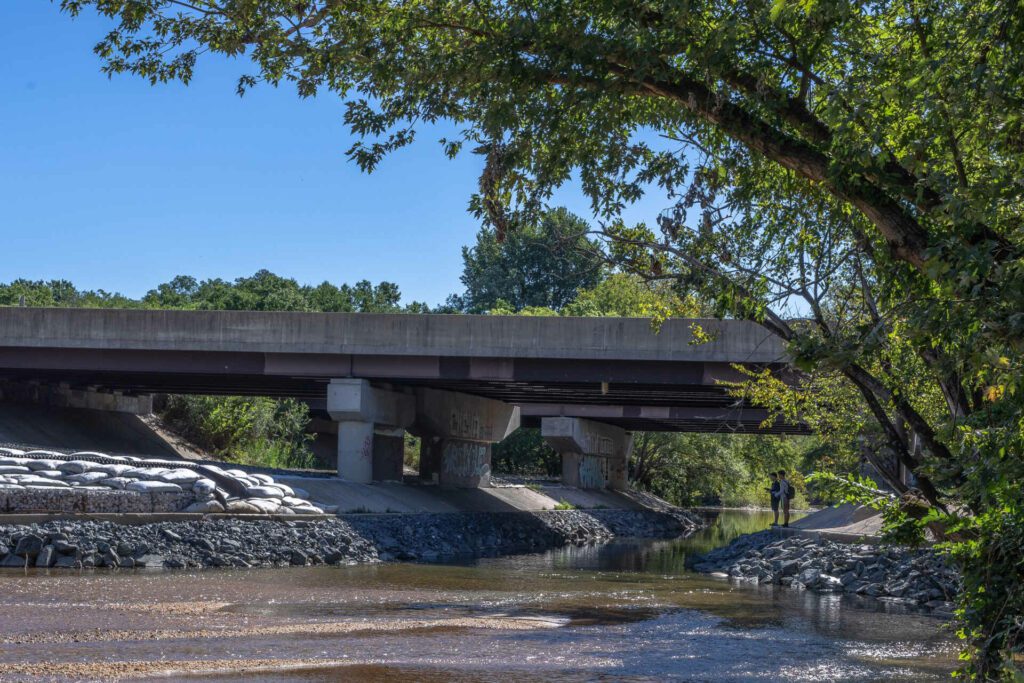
[0,308,787,363]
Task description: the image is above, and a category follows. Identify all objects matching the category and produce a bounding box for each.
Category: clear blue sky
[0,3,669,306]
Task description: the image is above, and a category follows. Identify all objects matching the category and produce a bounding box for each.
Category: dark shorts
[770,499,779,511]
[782,498,791,513]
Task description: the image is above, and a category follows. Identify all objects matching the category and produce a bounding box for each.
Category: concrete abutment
[541,417,632,490]
[412,387,519,488]
[328,380,520,488]
[327,379,415,484]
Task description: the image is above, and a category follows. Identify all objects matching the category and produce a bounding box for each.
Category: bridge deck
[0,308,803,434]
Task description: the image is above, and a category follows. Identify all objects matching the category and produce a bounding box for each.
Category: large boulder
[798,568,822,586]
[35,545,57,568]
[14,534,44,559]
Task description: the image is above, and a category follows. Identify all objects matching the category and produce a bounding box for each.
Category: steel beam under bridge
[0,308,806,434]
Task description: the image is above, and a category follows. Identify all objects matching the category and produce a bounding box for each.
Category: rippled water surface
[0,510,957,681]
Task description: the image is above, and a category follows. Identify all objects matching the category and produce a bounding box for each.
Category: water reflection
[0,510,955,682]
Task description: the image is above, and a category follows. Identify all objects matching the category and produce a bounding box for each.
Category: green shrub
[160,394,316,470]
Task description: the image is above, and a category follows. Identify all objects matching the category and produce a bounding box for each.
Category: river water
[0,510,957,681]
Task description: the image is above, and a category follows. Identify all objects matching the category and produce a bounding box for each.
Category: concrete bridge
[0,308,800,491]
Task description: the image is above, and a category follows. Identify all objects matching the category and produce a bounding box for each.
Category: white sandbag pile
[0,447,335,515]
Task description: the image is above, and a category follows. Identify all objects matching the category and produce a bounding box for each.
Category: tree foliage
[160,394,316,469]
[141,269,419,312]
[449,207,606,313]
[631,432,811,508]
[2,270,423,313]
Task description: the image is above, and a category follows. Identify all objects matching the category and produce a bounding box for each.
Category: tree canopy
[1,270,423,313]
[449,207,605,313]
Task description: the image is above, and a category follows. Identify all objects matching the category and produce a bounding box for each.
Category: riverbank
[0,507,701,570]
[689,529,959,615]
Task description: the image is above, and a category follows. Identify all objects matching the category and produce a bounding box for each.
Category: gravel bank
[0,508,701,570]
[689,531,959,614]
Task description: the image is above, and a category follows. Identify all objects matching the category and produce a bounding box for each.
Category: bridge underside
[0,347,806,434]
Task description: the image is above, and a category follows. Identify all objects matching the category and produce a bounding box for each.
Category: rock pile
[0,518,376,569]
[588,508,701,538]
[347,510,616,561]
[690,531,959,614]
[0,507,699,570]
[0,447,333,515]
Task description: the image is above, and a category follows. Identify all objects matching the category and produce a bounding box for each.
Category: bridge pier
[327,379,415,483]
[412,387,520,488]
[541,417,632,490]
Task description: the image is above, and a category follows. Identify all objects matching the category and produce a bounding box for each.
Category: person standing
[777,470,792,527]
[768,472,781,526]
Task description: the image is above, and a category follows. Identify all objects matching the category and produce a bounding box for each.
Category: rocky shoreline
[0,508,701,570]
[689,530,959,615]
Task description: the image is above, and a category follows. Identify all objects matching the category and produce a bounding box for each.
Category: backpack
[780,480,794,501]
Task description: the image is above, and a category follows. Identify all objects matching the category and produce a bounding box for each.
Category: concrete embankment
[0,507,701,571]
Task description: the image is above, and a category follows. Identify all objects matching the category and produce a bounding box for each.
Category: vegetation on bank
[159,395,317,470]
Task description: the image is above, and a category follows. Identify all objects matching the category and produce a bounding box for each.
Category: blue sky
[0,3,670,306]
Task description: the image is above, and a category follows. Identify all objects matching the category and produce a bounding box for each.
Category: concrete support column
[412,387,519,488]
[336,420,375,483]
[541,417,632,490]
[327,379,414,483]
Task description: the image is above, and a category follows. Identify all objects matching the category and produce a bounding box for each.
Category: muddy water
[0,511,957,681]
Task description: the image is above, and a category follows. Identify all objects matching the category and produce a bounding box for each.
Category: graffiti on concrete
[578,455,608,489]
[442,440,491,479]
[580,434,616,457]
[360,435,373,460]
[448,409,485,440]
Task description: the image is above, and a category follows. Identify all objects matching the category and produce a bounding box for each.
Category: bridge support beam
[412,387,520,488]
[0,380,152,415]
[541,417,632,490]
[327,379,414,483]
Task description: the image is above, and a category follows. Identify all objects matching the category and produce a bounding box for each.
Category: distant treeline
[0,270,429,314]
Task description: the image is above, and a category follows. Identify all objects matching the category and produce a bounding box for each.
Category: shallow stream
[0,510,957,681]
